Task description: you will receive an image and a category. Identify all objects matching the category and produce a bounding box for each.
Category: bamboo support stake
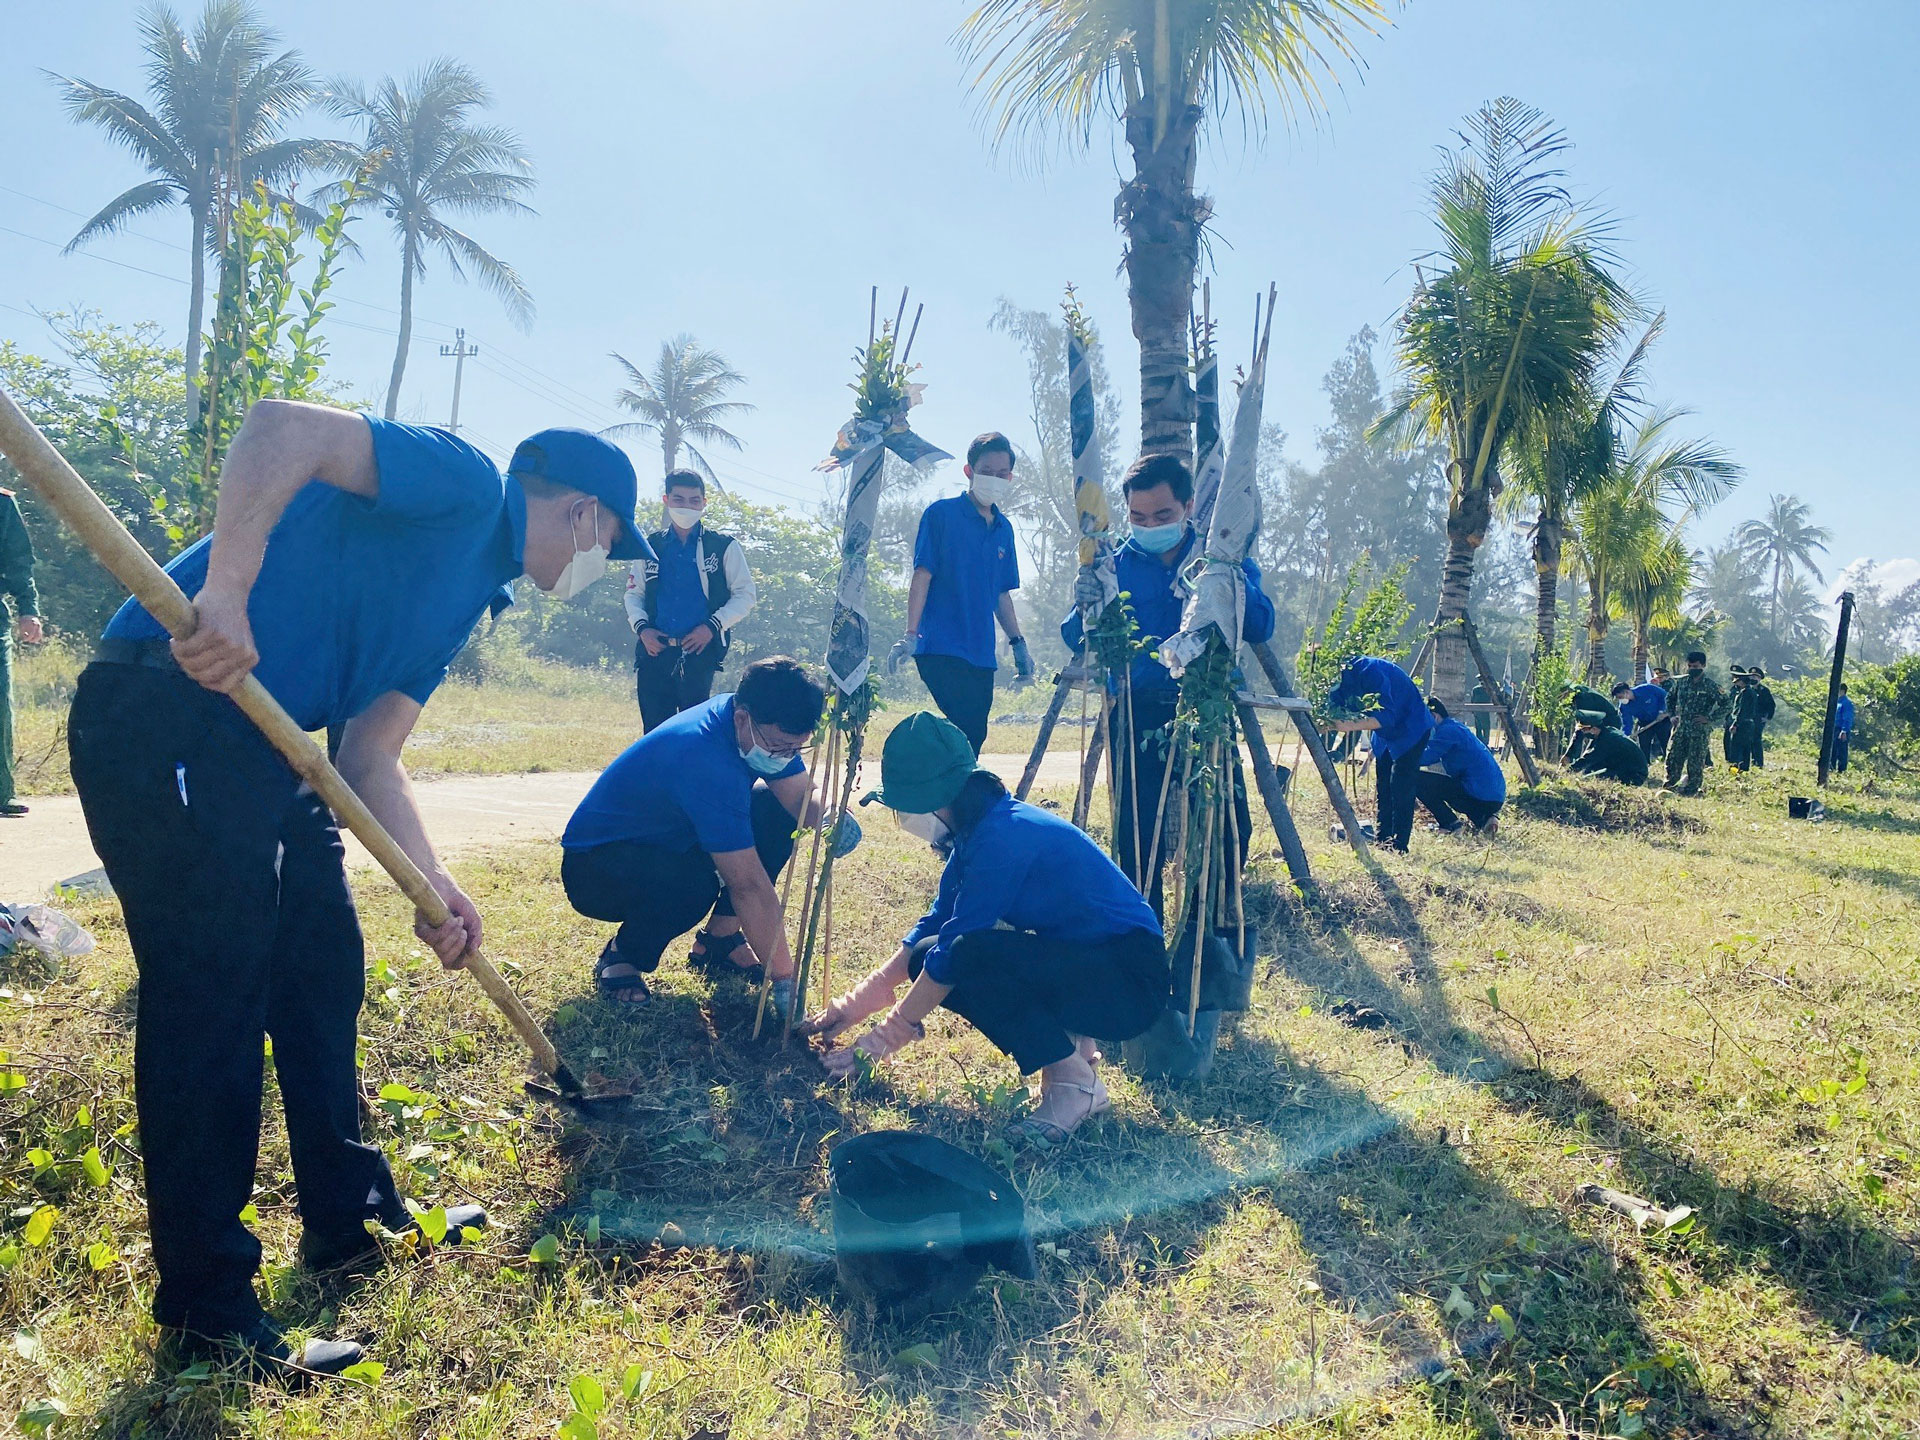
[1142,719,1188,899]
[1185,742,1219,1032]
[756,720,838,1039]
[1121,671,1143,883]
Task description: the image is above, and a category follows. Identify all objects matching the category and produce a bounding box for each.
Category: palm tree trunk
[1532,504,1562,664]
[1586,583,1609,681]
[1433,460,1492,706]
[1120,100,1201,468]
[385,235,415,420]
[184,204,208,413]
[1631,613,1651,683]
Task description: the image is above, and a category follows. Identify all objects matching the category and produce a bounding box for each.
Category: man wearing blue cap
[68,399,650,1380]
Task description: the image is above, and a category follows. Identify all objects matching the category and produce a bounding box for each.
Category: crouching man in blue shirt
[1325,655,1436,853]
[1060,452,1274,916]
[1416,698,1507,836]
[69,405,651,1379]
[562,657,826,1015]
[800,713,1167,1149]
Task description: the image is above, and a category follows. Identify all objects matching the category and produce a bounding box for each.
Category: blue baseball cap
[507,428,650,561]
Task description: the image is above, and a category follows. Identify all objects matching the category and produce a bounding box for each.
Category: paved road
[0,752,1089,902]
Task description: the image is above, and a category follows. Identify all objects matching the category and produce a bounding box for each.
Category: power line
[0,222,188,286]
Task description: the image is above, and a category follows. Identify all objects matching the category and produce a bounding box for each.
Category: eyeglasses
[749,719,807,760]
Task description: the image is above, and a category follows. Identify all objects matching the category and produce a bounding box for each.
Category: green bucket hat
[862,711,980,814]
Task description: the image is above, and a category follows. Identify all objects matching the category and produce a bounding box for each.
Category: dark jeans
[69,664,402,1336]
[1637,717,1671,765]
[1415,770,1503,832]
[914,652,994,756]
[561,783,797,971]
[908,927,1168,1073]
[1834,735,1851,773]
[1374,745,1421,852]
[1112,689,1251,920]
[636,638,725,734]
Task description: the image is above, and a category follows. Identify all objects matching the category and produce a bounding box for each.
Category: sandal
[688,929,763,985]
[593,940,651,1007]
[1006,1077,1110,1151]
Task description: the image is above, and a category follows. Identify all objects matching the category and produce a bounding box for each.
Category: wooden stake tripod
[1403,616,1543,788]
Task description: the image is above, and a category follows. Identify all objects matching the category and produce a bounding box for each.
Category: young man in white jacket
[624,470,758,731]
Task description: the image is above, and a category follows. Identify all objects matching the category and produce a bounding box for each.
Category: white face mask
[538,500,609,601]
[969,471,1012,507]
[742,718,797,776]
[895,810,952,850]
[666,505,704,530]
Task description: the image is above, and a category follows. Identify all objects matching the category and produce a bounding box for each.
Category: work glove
[886,633,916,677]
[830,813,862,858]
[768,975,797,1025]
[1010,636,1035,689]
[1073,568,1107,613]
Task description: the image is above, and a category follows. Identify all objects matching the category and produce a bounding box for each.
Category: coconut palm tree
[47,0,343,408]
[1736,493,1831,638]
[604,336,754,482]
[956,0,1392,467]
[1374,99,1627,703]
[1616,528,1692,682]
[323,59,536,419]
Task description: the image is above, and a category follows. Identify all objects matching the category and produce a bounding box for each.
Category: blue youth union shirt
[104,418,522,731]
[1059,529,1276,694]
[912,494,1019,670]
[1420,718,1507,804]
[903,794,1162,984]
[1326,656,1435,760]
[563,694,803,855]
[652,526,710,638]
[1624,683,1667,731]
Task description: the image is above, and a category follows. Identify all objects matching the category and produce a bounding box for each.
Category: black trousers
[561,783,797,971]
[1834,735,1851,773]
[1415,770,1503,831]
[908,927,1168,1074]
[1112,690,1251,920]
[1374,745,1422,852]
[1637,717,1671,765]
[635,638,725,734]
[914,652,994,756]
[69,664,402,1336]
[1725,723,1758,773]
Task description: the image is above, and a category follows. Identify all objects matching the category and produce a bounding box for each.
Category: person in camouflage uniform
[1663,650,1726,795]
[1747,664,1776,767]
[1,487,44,817]
[1724,666,1762,772]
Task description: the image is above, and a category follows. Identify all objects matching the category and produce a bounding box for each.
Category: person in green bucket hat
[799,711,1168,1148]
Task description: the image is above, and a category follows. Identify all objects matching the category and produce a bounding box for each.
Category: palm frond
[60,178,184,253]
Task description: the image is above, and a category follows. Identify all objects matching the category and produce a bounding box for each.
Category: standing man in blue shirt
[68,402,650,1379]
[1326,655,1436,853]
[1834,683,1856,773]
[885,432,1032,755]
[1416,697,1507,835]
[1060,452,1275,915]
[1629,667,1673,765]
[624,470,758,732]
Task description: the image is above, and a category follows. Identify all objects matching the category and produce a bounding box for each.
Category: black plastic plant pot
[828,1131,1035,1318]
[1172,925,1260,1015]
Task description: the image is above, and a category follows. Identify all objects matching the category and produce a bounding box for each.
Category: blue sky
[4,0,1914,592]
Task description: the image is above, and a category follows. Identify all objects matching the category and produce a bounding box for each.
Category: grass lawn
[3,748,1918,1438]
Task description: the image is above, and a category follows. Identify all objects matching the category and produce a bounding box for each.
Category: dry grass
[3,745,1918,1438]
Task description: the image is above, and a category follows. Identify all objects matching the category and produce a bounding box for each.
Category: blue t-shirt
[563,694,803,855]
[1836,696,1856,734]
[1058,530,1276,694]
[1326,656,1435,761]
[912,494,1019,670]
[1420,718,1507,804]
[1623,683,1667,732]
[104,418,523,731]
[652,526,710,638]
[903,794,1162,985]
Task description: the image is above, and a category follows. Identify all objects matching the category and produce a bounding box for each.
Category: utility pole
[1816,590,1854,788]
[439,328,477,433]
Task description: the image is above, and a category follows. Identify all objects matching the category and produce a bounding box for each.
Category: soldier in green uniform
[1663,650,1726,795]
[1724,666,1765,773]
[1562,681,1622,769]
[1747,665,1776,767]
[1,487,44,818]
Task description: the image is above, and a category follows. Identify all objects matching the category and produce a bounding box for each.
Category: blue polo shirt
[103,418,523,731]
[1420,718,1507,804]
[652,525,710,638]
[1836,696,1856,734]
[903,794,1161,985]
[1058,529,1275,694]
[1622,683,1667,732]
[912,494,1019,670]
[1326,656,1434,761]
[563,694,803,855]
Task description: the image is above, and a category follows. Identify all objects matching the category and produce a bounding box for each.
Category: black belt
[94,637,182,671]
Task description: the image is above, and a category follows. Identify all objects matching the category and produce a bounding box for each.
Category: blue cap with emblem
[507,428,649,561]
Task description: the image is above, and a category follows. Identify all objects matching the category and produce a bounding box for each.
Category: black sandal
[688,929,762,985]
[594,940,651,1007]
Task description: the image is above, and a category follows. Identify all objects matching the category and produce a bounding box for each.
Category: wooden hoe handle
[0,386,563,1081]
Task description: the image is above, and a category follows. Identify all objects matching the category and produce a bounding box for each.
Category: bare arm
[995,591,1023,642]
[335,690,480,967]
[174,401,378,693]
[713,847,794,979]
[905,567,932,637]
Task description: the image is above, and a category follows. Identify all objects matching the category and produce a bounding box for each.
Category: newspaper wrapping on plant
[1069,323,1118,628]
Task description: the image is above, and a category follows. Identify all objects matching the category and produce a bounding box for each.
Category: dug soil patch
[1512,776,1706,834]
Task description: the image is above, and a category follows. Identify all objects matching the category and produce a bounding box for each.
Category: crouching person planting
[561,656,827,1016]
[800,712,1167,1149]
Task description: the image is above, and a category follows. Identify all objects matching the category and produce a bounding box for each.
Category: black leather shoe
[169,1318,364,1385]
[300,1202,489,1271]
